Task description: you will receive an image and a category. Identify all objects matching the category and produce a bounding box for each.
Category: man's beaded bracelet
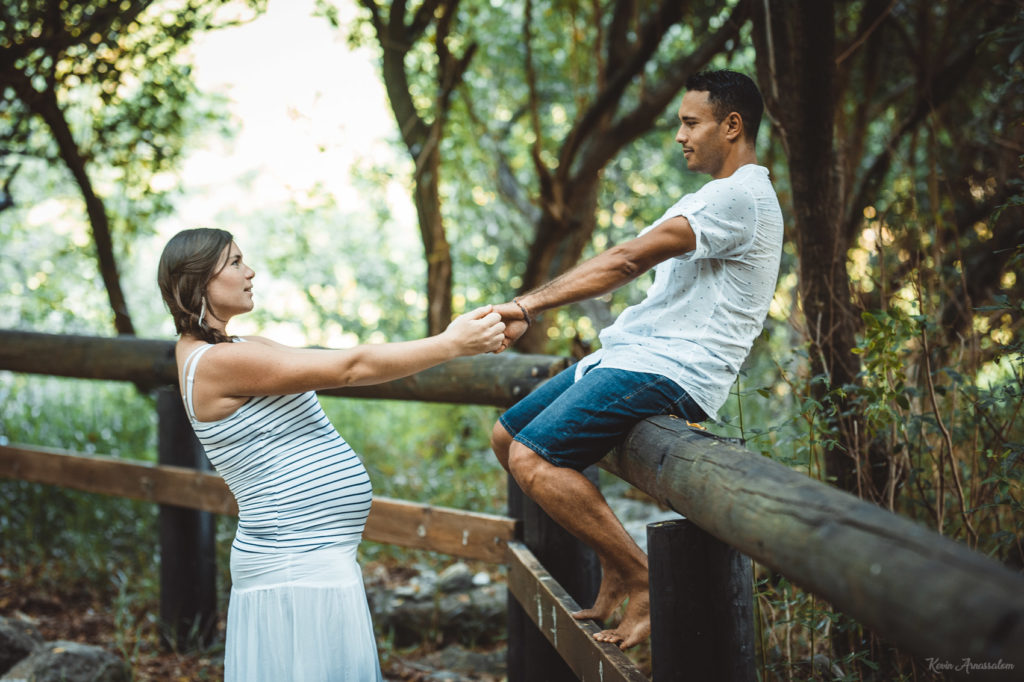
[513,298,532,328]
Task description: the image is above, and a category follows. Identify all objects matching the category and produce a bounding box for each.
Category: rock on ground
[0,615,44,676]
[0,640,130,682]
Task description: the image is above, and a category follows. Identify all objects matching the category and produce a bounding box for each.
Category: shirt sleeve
[664,179,757,261]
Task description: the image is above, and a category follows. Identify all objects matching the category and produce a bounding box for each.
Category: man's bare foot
[592,589,651,650]
[571,569,628,622]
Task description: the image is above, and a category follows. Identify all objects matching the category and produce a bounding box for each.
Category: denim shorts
[499,364,708,471]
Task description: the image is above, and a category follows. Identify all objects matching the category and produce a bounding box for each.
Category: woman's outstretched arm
[191,306,505,401]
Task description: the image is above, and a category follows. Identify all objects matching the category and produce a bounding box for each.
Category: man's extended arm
[496,215,697,348]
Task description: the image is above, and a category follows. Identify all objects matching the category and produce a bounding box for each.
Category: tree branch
[523,0,554,216]
[604,0,635,80]
[842,38,982,241]
[556,0,687,181]
[573,0,751,183]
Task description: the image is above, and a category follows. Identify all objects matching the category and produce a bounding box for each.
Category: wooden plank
[601,416,1024,671]
[364,497,517,564]
[506,541,649,682]
[321,353,570,407]
[0,331,178,388]
[0,444,516,563]
[0,443,238,515]
[0,329,567,407]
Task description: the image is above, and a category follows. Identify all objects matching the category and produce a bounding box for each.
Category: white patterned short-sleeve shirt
[577,164,784,419]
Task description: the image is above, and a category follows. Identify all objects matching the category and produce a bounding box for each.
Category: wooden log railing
[601,418,1024,673]
[0,329,568,406]
[4,329,1024,680]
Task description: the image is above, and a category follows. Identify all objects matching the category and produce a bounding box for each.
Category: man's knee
[507,441,547,492]
[491,421,513,471]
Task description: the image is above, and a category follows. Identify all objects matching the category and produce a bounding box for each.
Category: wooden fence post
[157,386,217,650]
[507,469,601,682]
[648,518,755,682]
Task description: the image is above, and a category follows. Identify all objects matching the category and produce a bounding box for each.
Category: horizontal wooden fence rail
[506,541,648,682]
[0,444,516,564]
[0,329,568,407]
[600,415,1024,674]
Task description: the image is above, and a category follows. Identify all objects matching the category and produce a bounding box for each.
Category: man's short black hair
[685,70,764,144]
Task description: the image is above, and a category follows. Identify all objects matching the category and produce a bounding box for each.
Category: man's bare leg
[494,430,651,649]
[491,421,514,472]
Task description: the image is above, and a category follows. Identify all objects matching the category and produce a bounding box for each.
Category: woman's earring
[199,298,208,328]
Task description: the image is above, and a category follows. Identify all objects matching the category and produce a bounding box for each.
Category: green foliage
[0,374,159,586]
[320,397,506,564]
[223,187,429,344]
[0,159,116,333]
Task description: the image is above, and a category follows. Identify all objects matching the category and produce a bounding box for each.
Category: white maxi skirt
[224,540,382,682]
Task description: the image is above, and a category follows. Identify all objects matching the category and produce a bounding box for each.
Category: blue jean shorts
[499,363,708,471]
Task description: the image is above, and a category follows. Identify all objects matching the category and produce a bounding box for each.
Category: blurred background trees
[753,0,1023,502]
[2,0,1022,678]
[1,0,268,334]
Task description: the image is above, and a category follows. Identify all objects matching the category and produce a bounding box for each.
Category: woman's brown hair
[157,228,235,344]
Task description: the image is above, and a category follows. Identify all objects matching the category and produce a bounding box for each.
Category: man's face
[675,90,729,178]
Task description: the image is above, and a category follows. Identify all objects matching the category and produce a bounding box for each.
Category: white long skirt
[223,540,383,682]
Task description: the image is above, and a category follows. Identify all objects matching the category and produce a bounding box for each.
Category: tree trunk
[753,0,864,494]
[363,0,474,337]
[8,72,135,336]
[515,182,600,353]
[413,142,453,336]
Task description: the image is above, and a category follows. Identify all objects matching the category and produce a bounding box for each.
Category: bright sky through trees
[159,0,409,241]
[135,0,421,344]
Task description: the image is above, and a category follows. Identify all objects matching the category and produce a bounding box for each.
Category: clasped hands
[491,301,531,353]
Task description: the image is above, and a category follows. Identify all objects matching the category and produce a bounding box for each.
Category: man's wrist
[512,297,532,328]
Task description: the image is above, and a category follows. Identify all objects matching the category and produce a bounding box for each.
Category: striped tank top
[181,343,373,554]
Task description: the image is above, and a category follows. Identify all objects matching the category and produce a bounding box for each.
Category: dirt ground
[0,572,505,681]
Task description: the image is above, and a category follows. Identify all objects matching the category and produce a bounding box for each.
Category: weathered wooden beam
[601,416,1024,674]
[320,353,568,406]
[505,541,649,682]
[0,443,238,515]
[0,444,517,563]
[0,330,178,386]
[363,497,516,564]
[0,329,567,406]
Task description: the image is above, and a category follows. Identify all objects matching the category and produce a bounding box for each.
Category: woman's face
[205,241,255,325]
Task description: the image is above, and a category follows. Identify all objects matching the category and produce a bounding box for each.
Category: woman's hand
[441,305,506,356]
[491,301,530,352]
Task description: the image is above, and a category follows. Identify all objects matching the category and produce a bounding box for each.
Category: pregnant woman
[158,227,504,681]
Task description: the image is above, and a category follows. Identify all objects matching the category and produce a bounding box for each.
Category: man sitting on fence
[490,69,784,649]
